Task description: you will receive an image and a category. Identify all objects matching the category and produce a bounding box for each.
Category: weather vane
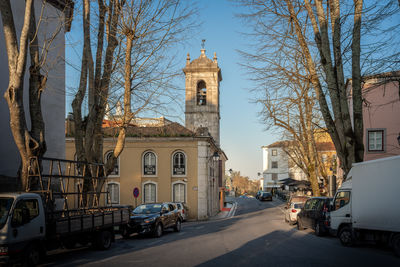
[201,39,206,49]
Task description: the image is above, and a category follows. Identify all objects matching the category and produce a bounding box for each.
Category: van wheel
[25,245,41,266]
[392,234,400,257]
[339,226,353,247]
[95,230,112,250]
[315,223,324,236]
[154,223,163,238]
[174,220,181,232]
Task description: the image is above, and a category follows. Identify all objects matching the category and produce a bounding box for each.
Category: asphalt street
[40,197,400,267]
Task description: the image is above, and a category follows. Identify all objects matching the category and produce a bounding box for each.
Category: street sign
[133,187,139,198]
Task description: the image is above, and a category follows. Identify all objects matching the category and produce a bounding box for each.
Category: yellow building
[66,48,227,220]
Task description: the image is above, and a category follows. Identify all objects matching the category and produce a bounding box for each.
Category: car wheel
[315,222,324,236]
[95,230,112,250]
[338,226,353,247]
[174,219,181,232]
[392,234,400,257]
[297,219,305,230]
[154,223,163,238]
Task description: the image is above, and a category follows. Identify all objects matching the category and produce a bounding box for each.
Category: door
[301,199,312,227]
[330,191,352,231]
[9,198,45,245]
[161,204,171,227]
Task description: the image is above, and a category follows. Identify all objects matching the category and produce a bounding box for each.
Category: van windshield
[0,198,14,230]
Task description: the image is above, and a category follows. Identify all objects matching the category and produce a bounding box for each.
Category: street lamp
[212,151,220,161]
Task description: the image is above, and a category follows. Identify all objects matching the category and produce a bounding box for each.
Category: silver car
[174,202,188,221]
[284,202,304,225]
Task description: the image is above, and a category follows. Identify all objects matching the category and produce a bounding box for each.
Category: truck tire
[392,234,400,257]
[24,245,41,266]
[154,223,163,238]
[174,219,181,232]
[339,226,353,247]
[121,226,131,239]
[95,230,112,250]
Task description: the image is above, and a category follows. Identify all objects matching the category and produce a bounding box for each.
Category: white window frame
[104,150,120,177]
[142,181,158,203]
[367,128,385,152]
[171,151,187,177]
[171,181,187,203]
[142,151,158,177]
[106,182,120,205]
[271,149,277,156]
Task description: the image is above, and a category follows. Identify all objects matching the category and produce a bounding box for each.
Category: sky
[65,0,280,181]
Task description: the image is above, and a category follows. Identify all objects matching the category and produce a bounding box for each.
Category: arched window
[106,182,120,204]
[104,151,119,176]
[172,182,186,203]
[143,182,157,203]
[172,151,186,176]
[143,151,157,175]
[197,80,207,106]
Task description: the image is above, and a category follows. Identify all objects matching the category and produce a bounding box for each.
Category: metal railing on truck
[27,156,116,214]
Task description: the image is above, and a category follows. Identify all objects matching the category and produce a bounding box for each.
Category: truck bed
[47,206,130,235]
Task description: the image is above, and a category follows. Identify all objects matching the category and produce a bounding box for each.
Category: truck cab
[0,192,46,264]
[330,179,352,236]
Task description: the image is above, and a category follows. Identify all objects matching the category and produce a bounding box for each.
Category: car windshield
[294,203,303,209]
[262,193,270,196]
[0,198,14,230]
[133,204,162,214]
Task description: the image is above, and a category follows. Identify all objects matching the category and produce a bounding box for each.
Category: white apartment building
[261,141,307,191]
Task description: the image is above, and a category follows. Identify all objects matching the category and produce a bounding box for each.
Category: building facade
[66,48,227,220]
[0,0,72,178]
[348,71,400,161]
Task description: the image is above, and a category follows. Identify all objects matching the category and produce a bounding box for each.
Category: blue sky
[66,0,279,180]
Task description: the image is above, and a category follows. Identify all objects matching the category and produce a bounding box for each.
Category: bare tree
[0,0,68,190]
[236,0,400,176]
[71,0,195,204]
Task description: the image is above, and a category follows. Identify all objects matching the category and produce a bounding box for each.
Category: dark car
[297,197,332,236]
[121,202,182,238]
[258,192,273,201]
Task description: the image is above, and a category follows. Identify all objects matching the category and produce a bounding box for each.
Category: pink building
[349,71,400,161]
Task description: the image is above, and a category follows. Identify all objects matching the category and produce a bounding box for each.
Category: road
[41,197,399,267]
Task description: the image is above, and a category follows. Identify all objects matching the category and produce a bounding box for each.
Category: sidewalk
[208,198,237,221]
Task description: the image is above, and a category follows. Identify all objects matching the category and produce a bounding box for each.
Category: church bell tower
[183,44,222,146]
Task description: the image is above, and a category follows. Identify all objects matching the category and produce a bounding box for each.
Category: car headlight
[144,218,156,224]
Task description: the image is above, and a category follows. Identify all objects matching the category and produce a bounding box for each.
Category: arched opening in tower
[197,80,207,106]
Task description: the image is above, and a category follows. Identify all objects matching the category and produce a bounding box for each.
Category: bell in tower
[183,41,222,146]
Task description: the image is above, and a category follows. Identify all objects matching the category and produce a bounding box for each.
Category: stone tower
[183,48,222,146]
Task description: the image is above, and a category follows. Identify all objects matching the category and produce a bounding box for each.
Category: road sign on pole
[133,187,139,207]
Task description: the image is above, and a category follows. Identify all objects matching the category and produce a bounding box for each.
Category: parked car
[121,203,182,238]
[258,192,273,201]
[174,202,188,221]
[284,202,304,225]
[287,195,309,207]
[297,197,332,236]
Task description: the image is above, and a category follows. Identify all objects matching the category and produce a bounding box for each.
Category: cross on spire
[201,39,206,49]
